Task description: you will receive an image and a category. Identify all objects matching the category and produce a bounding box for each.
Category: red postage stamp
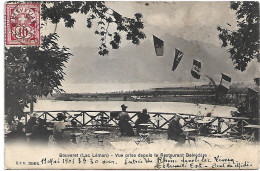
[6,3,41,46]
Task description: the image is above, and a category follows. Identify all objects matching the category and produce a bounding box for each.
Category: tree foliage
[5,1,146,121]
[41,1,146,55]
[5,34,71,122]
[217,1,259,71]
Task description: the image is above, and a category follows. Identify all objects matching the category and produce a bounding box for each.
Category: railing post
[30,98,34,114]
[241,119,244,136]
[82,112,85,125]
[157,114,160,128]
[101,112,104,127]
[217,117,221,133]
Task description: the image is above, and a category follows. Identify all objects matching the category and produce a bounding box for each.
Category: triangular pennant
[191,59,201,79]
[172,49,183,71]
[218,73,231,93]
[153,35,164,56]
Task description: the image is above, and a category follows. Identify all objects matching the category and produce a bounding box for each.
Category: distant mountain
[63,33,257,85]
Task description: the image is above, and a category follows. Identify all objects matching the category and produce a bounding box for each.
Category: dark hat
[30,112,38,118]
[142,108,147,113]
[38,118,45,124]
[121,104,128,109]
[17,122,25,130]
[57,113,66,120]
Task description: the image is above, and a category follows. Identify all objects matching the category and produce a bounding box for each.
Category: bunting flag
[191,59,201,79]
[153,35,164,56]
[172,49,183,71]
[218,73,231,93]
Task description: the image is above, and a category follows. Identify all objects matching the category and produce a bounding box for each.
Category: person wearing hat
[135,109,150,135]
[118,104,134,136]
[167,114,186,146]
[30,118,49,145]
[25,114,37,133]
[121,104,127,111]
[53,113,70,145]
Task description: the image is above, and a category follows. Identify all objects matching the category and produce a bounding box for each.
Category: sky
[43,1,237,48]
[41,1,258,93]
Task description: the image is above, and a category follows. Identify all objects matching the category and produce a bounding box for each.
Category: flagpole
[219,73,223,86]
[216,74,223,104]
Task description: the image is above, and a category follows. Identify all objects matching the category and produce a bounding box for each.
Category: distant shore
[45,85,247,107]
[53,95,240,107]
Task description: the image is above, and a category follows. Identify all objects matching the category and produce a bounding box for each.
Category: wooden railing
[24,110,259,137]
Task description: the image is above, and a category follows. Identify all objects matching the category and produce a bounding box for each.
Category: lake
[31,100,236,117]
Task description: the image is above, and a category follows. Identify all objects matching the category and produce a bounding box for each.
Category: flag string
[107,7,234,91]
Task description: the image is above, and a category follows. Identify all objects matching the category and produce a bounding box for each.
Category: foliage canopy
[217,1,259,71]
[5,1,146,121]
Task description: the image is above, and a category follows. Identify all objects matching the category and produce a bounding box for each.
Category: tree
[5,1,146,121]
[5,34,71,122]
[217,1,259,71]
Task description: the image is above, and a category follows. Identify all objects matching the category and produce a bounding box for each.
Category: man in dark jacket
[118,104,134,136]
[30,118,49,145]
[135,109,150,135]
[25,116,37,133]
[167,114,186,146]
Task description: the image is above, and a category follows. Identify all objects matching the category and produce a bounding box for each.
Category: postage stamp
[5,3,41,46]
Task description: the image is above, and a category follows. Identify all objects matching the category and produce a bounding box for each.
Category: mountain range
[63,33,258,85]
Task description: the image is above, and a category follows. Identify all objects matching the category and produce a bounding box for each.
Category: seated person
[167,115,186,146]
[110,111,120,120]
[7,122,27,143]
[25,116,37,133]
[30,118,49,145]
[70,120,77,127]
[197,113,213,135]
[118,104,134,136]
[53,113,70,145]
[69,120,78,144]
[135,109,150,135]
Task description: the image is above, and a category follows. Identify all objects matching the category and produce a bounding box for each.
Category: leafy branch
[217,1,259,71]
[41,1,146,55]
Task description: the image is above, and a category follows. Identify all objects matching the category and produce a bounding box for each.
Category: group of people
[6,112,74,145]
[6,116,49,145]
[6,121,27,143]
[117,104,187,146]
[117,104,150,136]
[6,104,187,146]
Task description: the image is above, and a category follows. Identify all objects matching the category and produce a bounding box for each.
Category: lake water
[31,100,236,118]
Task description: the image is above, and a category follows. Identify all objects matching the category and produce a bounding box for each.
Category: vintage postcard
[4,1,260,170]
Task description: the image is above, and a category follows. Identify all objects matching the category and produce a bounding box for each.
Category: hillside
[63,33,257,85]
